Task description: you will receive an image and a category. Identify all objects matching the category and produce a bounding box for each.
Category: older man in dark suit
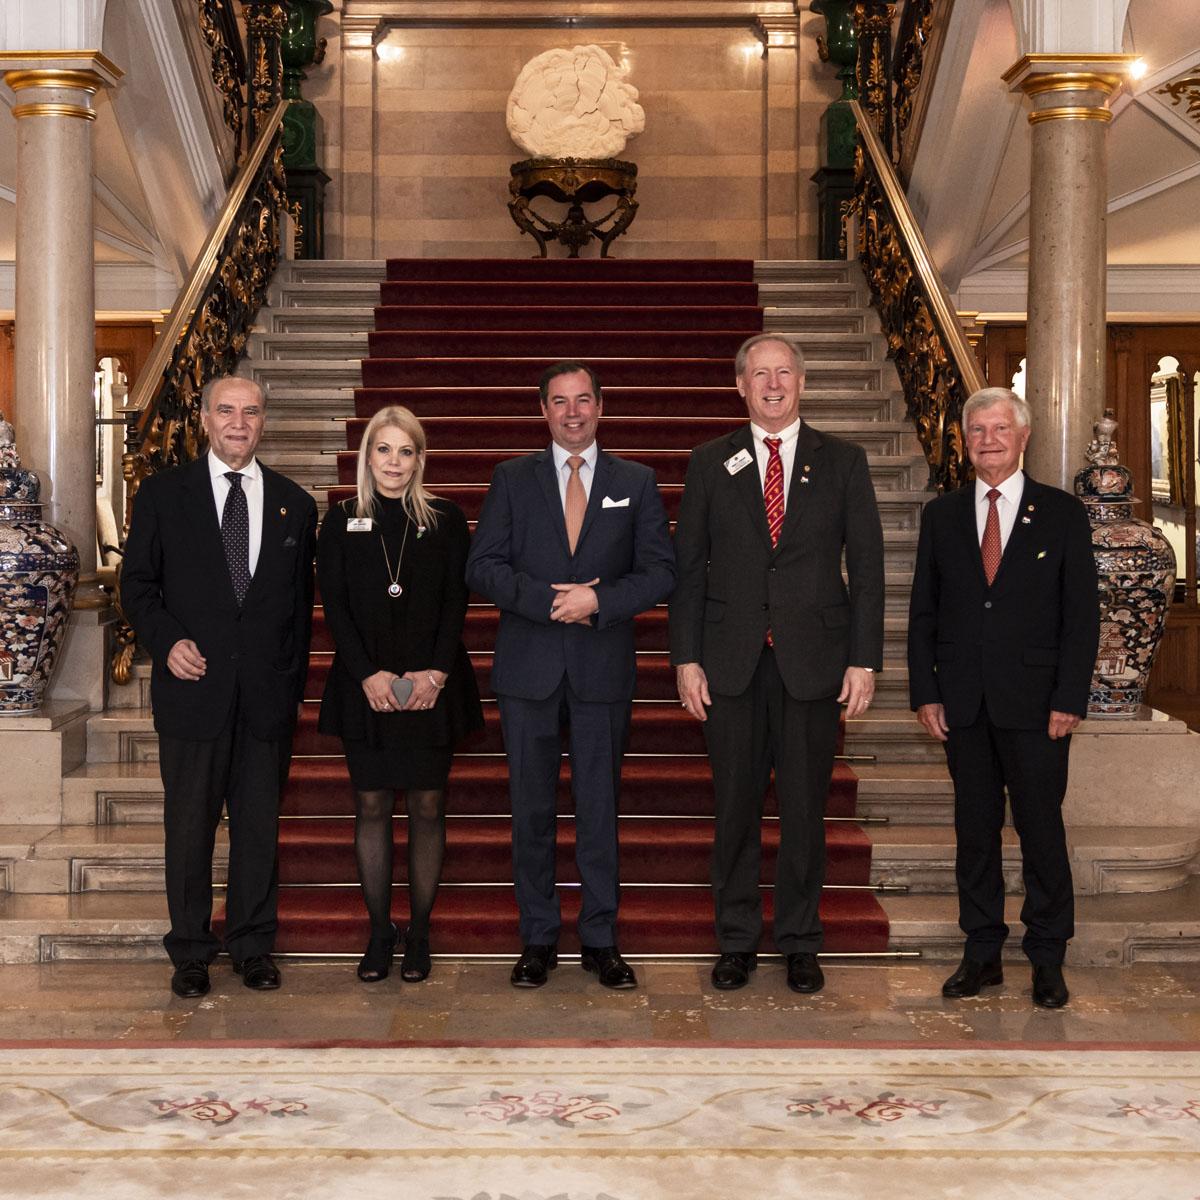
[670,334,885,995]
[467,361,675,990]
[122,375,316,998]
[908,386,1099,1008]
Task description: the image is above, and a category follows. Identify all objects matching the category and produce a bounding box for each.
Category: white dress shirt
[974,470,1025,554]
[208,451,264,575]
[551,440,598,509]
[751,418,802,508]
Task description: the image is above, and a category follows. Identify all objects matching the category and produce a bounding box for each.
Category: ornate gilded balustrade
[111,101,290,683]
[892,0,954,175]
[198,0,247,159]
[846,98,984,492]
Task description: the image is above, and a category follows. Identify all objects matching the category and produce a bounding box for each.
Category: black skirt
[343,735,454,791]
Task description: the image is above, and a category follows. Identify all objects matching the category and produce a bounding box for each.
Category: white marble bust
[506,44,645,159]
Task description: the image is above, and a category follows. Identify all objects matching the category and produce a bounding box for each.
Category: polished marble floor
[1,957,1198,1045]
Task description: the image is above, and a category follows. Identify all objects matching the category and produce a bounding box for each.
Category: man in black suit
[907,386,1099,1009]
[670,334,884,994]
[122,376,317,998]
[467,362,675,990]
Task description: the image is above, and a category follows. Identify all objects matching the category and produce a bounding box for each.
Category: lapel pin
[1037,549,1047,558]
[800,476,810,484]
[280,506,287,516]
[1027,504,1035,511]
[1021,516,1031,524]
[417,525,427,539]
[804,465,811,472]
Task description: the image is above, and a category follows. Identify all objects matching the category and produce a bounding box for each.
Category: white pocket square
[602,496,630,508]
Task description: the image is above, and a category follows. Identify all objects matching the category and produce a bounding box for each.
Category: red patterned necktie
[763,437,784,647]
[764,436,784,547]
[981,487,1002,585]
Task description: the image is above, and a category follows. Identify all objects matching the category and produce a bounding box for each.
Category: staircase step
[276,816,873,886]
[358,359,887,391]
[385,258,756,282]
[365,330,877,362]
[373,305,766,332]
[869,824,1200,896]
[270,306,377,332]
[379,280,761,306]
[883,876,1200,965]
[270,883,888,955]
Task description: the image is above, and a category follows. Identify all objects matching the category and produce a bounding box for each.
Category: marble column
[1004,54,1135,490]
[759,17,801,259]
[0,53,123,599]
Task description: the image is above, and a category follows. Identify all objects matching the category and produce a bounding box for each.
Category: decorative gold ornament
[1157,72,1200,126]
[10,102,95,121]
[1028,106,1113,125]
[198,0,246,158]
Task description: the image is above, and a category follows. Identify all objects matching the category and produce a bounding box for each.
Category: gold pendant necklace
[381,515,411,598]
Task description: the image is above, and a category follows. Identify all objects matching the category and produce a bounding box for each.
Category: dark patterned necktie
[222,471,251,605]
[981,487,1002,585]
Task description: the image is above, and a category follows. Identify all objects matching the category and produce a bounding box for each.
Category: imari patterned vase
[1074,410,1176,717]
[0,413,79,713]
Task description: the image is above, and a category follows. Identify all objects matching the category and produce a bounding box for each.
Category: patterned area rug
[1,1044,1198,1199]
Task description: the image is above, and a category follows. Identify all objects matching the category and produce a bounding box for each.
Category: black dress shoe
[711,951,757,991]
[1032,963,1070,1009]
[580,945,637,989]
[233,954,281,990]
[357,924,398,983]
[785,952,825,994]
[400,930,432,983]
[170,959,210,998]
[510,944,558,988]
[941,957,1004,998]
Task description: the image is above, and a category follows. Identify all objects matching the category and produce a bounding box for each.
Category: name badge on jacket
[724,449,753,476]
[347,518,373,532]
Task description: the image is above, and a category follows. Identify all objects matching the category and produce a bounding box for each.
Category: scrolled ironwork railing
[846,98,984,492]
[892,0,954,175]
[198,0,248,160]
[110,100,290,684]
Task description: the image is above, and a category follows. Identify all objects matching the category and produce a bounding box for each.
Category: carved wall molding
[198,0,246,157]
[1156,69,1200,127]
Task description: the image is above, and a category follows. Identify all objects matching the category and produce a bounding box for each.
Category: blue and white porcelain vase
[1074,410,1176,717]
[0,413,79,713]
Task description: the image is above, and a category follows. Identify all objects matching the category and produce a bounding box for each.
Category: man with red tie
[670,335,885,994]
[907,387,1099,1008]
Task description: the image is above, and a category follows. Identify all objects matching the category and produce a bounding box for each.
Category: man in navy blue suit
[467,362,676,989]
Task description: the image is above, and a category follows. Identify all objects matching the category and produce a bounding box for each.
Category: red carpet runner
[271,258,889,955]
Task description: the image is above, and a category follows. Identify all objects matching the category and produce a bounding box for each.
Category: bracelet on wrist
[428,672,446,690]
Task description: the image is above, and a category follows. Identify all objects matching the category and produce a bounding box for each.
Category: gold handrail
[126,99,288,424]
[848,97,983,490]
[851,98,983,392]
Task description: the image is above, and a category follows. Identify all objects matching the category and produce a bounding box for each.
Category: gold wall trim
[1017,72,1125,98]
[4,68,102,94]
[1028,106,1113,125]
[10,102,96,121]
[0,49,123,78]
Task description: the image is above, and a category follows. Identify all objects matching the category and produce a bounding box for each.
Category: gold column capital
[1004,54,1139,125]
[1,52,123,119]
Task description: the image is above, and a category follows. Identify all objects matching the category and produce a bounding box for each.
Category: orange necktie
[565,455,586,553]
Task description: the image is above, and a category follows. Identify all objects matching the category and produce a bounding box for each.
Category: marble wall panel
[334,17,839,259]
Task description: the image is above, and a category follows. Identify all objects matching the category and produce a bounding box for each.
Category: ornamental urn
[0,413,79,713]
[1073,409,1176,717]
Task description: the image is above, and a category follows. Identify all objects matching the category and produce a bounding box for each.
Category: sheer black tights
[354,789,446,938]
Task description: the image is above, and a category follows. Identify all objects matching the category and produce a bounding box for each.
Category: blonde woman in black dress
[317,405,482,982]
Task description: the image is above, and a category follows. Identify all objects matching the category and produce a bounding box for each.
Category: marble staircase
[0,258,1196,965]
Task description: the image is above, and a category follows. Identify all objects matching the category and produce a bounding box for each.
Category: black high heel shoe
[357,923,398,983]
[400,929,431,982]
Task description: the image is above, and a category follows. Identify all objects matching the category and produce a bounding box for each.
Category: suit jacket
[121,455,317,742]
[466,447,676,703]
[669,421,885,700]
[906,472,1100,729]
